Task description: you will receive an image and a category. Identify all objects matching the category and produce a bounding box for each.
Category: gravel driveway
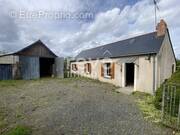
[0,78,172,135]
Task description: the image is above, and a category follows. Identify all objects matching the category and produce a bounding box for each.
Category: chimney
[156,19,167,37]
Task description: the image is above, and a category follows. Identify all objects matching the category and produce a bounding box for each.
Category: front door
[125,63,134,86]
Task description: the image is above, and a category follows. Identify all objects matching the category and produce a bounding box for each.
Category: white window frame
[72,64,77,71]
[85,63,91,74]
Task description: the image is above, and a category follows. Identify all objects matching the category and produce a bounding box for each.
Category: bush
[177,60,180,70]
[154,86,163,110]
[154,60,180,112]
[5,126,31,135]
[154,87,180,120]
[154,63,180,114]
[177,60,180,66]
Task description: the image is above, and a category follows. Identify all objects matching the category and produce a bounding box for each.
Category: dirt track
[0,78,172,135]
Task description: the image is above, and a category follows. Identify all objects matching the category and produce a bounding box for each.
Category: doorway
[125,63,134,86]
[40,57,55,77]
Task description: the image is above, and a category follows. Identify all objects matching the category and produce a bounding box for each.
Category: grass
[0,107,8,132]
[4,125,32,135]
[133,60,180,133]
[132,92,162,123]
[0,80,24,87]
[0,78,57,88]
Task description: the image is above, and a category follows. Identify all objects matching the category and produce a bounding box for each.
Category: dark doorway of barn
[125,63,134,86]
[40,58,55,77]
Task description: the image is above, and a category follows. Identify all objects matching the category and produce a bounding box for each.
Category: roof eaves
[75,52,157,61]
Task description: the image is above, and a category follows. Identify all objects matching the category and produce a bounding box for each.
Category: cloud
[55,0,180,57]
[0,0,179,58]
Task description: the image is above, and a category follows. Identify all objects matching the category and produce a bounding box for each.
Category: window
[104,63,111,78]
[84,63,91,74]
[101,63,115,79]
[72,64,78,71]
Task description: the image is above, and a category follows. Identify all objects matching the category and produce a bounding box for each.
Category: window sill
[85,72,91,75]
[104,76,111,79]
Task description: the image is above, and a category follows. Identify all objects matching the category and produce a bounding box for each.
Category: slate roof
[75,32,165,60]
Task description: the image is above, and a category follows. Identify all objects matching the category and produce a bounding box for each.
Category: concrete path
[116,86,134,95]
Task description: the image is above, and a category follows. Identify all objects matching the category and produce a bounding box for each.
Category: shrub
[154,86,163,110]
[154,60,180,112]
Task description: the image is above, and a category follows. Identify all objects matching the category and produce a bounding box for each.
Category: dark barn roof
[0,40,57,58]
[76,32,165,60]
[14,40,57,58]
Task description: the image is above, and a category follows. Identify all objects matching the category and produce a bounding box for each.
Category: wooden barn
[0,40,64,80]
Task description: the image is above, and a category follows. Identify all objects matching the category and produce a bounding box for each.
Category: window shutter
[89,64,91,74]
[111,63,115,79]
[84,64,86,73]
[101,64,104,77]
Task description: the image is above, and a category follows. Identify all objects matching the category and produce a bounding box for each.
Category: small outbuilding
[0,40,64,80]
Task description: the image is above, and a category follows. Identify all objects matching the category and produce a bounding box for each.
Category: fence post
[177,98,180,128]
[161,84,166,122]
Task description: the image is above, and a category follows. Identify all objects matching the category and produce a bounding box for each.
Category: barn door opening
[125,63,134,86]
[40,57,55,77]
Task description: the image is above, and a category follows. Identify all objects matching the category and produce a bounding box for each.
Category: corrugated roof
[0,40,57,57]
[15,40,57,57]
[75,32,165,60]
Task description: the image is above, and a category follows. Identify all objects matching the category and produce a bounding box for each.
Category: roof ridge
[14,40,57,57]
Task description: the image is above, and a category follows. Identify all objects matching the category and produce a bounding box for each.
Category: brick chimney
[156,19,167,37]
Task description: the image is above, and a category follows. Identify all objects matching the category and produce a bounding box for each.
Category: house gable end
[158,29,176,63]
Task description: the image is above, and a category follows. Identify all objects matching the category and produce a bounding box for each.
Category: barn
[0,40,64,80]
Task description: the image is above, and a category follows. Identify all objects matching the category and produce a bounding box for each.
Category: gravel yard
[0,78,172,135]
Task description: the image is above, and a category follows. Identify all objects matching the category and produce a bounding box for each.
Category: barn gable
[14,40,57,58]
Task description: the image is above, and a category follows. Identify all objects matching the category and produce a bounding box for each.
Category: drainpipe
[153,55,156,95]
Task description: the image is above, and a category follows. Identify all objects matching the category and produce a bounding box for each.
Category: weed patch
[4,125,32,135]
[132,92,162,123]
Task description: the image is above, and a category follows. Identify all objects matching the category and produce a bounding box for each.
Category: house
[0,40,64,80]
[70,20,176,94]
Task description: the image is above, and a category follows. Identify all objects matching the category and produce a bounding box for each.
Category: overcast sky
[0,0,180,58]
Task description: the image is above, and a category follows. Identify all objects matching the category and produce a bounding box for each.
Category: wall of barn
[55,57,64,78]
[19,56,40,80]
[0,65,13,80]
[0,55,19,80]
[0,55,19,64]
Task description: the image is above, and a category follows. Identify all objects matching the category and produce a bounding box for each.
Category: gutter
[71,52,157,62]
